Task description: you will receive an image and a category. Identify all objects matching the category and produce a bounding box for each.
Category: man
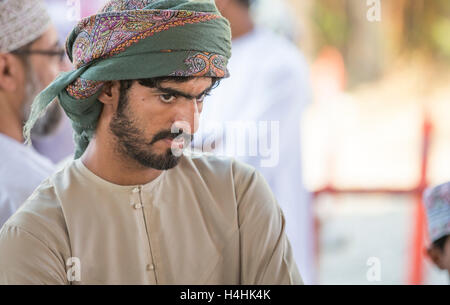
[0,0,302,285]
[196,0,314,283]
[423,182,450,279]
[0,0,64,227]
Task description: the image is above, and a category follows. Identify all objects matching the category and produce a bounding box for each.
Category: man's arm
[0,225,68,284]
[234,164,303,284]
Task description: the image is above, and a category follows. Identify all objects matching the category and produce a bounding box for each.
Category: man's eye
[160,94,176,103]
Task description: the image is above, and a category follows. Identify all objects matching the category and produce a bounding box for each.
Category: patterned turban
[24,0,232,158]
[423,182,450,243]
[0,0,51,52]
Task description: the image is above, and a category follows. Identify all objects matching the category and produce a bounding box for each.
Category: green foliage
[311,0,450,62]
[311,1,350,53]
[405,0,450,61]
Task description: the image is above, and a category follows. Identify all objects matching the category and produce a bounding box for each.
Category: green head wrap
[24,0,231,158]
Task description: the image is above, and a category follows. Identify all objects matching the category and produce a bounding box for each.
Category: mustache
[149,129,193,145]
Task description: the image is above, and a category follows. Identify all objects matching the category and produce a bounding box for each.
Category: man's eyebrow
[154,84,214,100]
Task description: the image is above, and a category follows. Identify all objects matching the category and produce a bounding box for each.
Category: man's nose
[172,98,201,134]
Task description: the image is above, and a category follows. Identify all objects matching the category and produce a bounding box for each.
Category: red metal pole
[312,116,432,285]
[407,116,431,285]
[408,197,427,284]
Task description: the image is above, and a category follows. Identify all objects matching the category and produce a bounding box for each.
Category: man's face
[428,236,450,276]
[21,25,65,136]
[439,237,450,274]
[109,77,213,170]
[27,25,63,89]
[215,0,228,11]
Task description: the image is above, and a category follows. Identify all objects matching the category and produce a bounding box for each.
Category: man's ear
[427,247,444,270]
[0,53,23,92]
[97,81,121,111]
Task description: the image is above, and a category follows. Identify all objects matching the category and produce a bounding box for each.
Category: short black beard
[109,93,182,171]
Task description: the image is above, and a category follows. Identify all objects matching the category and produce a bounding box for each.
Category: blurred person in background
[196,0,314,283]
[30,0,102,164]
[424,182,450,280]
[0,0,64,227]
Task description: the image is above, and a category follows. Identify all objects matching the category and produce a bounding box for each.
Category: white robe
[0,133,54,227]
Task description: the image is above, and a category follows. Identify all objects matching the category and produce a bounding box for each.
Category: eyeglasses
[11,48,66,63]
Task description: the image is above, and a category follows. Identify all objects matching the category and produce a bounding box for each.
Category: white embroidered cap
[0,0,52,53]
[423,181,450,243]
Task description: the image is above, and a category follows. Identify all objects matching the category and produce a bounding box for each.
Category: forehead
[133,77,214,96]
[31,25,59,49]
[159,77,213,91]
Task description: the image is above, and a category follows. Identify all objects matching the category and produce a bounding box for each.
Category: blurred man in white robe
[0,0,64,227]
[195,0,315,283]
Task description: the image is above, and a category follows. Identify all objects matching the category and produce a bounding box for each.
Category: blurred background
[43,0,450,284]
[291,0,450,285]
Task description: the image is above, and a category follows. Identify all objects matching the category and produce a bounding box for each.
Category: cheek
[33,59,60,89]
[189,103,203,134]
[14,66,27,106]
[444,240,450,268]
[44,64,60,87]
[16,81,27,110]
[132,99,170,133]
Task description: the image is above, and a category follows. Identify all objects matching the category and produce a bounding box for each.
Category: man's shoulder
[178,152,269,201]
[180,151,257,180]
[0,138,55,203]
[0,174,70,284]
[0,135,54,174]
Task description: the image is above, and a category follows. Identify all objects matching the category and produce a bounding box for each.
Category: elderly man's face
[428,236,450,276]
[109,77,213,170]
[21,25,65,136]
[27,26,63,90]
[439,237,450,274]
